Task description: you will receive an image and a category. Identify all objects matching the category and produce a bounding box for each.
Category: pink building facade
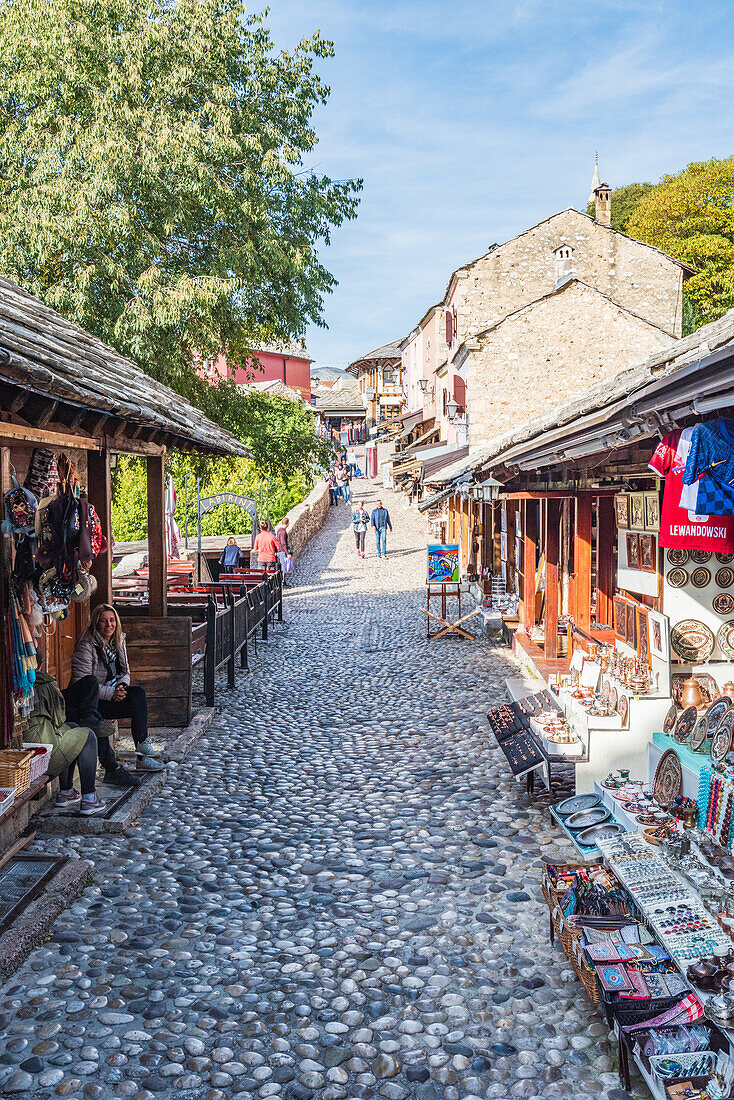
[200,342,312,402]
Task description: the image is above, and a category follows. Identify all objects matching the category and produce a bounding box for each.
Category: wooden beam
[36,399,59,428]
[575,493,592,632]
[0,419,102,451]
[105,436,165,457]
[545,499,561,660]
[146,453,167,618]
[87,448,112,609]
[499,489,619,500]
[521,499,538,629]
[597,495,615,627]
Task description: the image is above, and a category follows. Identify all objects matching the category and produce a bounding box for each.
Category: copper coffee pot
[723,682,734,702]
[680,677,705,711]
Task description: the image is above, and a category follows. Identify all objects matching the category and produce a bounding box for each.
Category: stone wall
[468,280,675,445]
[446,208,684,358]
[282,480,330,560]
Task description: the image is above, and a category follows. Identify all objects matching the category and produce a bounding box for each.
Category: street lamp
[418,377,434,399]
[446,398,459,420]
[470,477,503,503]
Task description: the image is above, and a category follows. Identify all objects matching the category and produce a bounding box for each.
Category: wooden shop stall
[0,274,248,756]
[464,307,734,801]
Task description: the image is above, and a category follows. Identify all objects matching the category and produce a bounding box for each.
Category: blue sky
[265,0,734,370]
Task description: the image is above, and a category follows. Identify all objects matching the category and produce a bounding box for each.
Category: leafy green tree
[585,182,654,233]
[627,157,734,330]
[0,0,361,394]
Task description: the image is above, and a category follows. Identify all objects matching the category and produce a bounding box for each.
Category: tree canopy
[627,157,734,329]
[0,0,361,395]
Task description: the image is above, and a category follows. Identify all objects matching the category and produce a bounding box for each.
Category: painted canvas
[427,544,460,583]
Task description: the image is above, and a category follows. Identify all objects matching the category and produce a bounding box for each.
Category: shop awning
[421,445,470,483]
[418,485,456,513]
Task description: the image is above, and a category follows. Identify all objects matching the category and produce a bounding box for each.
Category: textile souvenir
[2,476,37,538]
[597,964,633,993]
[650,428,734,551]
[683,417,734,517]
[23,448,57,500]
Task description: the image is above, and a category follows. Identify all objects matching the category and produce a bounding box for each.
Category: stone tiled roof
[346,339,403,372]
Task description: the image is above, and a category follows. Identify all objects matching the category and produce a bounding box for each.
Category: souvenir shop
[0,277,243,829]
[478,315,734,1096]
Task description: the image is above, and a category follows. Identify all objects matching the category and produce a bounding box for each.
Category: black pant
[99,685,148,747]
[63,675,116,770]
[354,530,365,552]
[59,728,98,795]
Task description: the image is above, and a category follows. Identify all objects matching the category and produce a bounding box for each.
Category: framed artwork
[639,532,657,573]
[637,607,650,665]
[625,601,637,650]
[648,610,669,661]
[629,493,645,530]
[644,492,660,532]
[614,493,629,529]
[626,532,641,570]
[614,596,627,639]
[427,544,459,583]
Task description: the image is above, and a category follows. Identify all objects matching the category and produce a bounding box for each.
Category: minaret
[588,154,601,205]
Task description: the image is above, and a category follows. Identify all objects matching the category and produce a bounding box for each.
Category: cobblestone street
[0,480,630,1100]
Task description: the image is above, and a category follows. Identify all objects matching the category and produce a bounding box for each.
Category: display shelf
[593,782,651,834]
[529,716,584,757]
[549,805,608,859]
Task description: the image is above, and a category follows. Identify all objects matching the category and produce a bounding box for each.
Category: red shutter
[443,387,448,415]
[453,375,466,412]
[445,310,453,345]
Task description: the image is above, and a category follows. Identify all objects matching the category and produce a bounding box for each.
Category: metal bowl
[565,807,611,831]
[577,822,625,845]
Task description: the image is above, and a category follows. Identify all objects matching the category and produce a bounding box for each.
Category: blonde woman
[69,604,164,782]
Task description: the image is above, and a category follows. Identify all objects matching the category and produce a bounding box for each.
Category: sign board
[427,544,459,583]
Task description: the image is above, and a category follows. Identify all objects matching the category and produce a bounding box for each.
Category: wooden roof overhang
[0,276,249,458]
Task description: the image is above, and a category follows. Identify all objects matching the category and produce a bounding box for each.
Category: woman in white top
[351,500,369,557]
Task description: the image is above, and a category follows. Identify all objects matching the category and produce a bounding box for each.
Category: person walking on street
[334,464,347,503]
[371,499,392,559]
[341,464,352,504]
[352,500,369,557]
[327,469,338,506]
[253,520,279,573]
[219,536,243,574]
[275,517,293,585]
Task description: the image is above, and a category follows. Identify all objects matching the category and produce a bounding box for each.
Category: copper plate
[712,710,734,764]
[717,567,734,589]
[714,593,734,616]
[690,715,709,753]
[706,697,734,738]
[653,748,683,806]
[663,704,678,735]
[667,567,689,589]
[674,706,697,744]
[718,620,734,660]
[667,549,690,566]
[691,566,712,589]
[691,550,712,564]
[670,619,715,663]
[717,553,734,564]
[618,694,629,725]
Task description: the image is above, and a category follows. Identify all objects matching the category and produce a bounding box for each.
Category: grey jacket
[71,628,131,701]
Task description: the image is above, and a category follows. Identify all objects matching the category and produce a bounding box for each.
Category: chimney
[594,182,611,227]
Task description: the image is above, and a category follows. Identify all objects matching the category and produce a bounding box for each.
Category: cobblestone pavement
[0,480,637,1100]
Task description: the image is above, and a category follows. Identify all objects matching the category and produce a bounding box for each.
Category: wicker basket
[542,878,601,1003]
[0,749,34,794]
[22,743,52,784]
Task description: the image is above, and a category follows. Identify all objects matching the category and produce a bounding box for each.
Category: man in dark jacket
[370,500,392,559]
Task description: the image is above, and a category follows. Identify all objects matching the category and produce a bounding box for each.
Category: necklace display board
[486,693,553,791]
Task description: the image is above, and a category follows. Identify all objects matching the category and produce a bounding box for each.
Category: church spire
[588,153,601,205]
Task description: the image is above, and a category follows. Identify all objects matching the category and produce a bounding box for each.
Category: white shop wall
[664,566,734,665]
[617,529,658,598]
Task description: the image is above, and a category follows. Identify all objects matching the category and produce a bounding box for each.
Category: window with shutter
[453,375,466,412]
[445,310,453,345]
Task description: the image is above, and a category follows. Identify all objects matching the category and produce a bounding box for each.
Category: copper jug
[680,677,705,710]
[723,682,734,702]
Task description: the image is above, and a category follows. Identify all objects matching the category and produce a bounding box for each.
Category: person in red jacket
[253,520,279,572]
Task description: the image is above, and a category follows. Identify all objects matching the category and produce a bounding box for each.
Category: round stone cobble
[0,481,632,1097]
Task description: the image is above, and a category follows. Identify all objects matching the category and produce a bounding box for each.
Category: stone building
[346,339,404,426]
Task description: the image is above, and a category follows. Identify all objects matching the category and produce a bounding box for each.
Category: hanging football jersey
[649,428,734,551]
[683,418,734,517]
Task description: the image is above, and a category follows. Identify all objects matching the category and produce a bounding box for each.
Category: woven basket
[0,750,34,794]
[542,882,601,1003]
[22,743,52,784]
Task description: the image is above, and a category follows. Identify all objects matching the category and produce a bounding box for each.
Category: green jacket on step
[26,671,89,778]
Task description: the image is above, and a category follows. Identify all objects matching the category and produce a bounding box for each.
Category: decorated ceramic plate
[697,673,720,702]
[690,715,709,753]
[635,812,671,826]
[717,567,734,589]
[670,619,716,663]
[691,550,712,564]
[673,706,697,744]
[555,794,601,816]
[667,549,690,566]
[718,620,734,660]
[653,748,683,806]
[663,704,678,735]
[577,822,625,846]
[691,566,712,589]
[618,694,629,725]
[610,685,618,710]
[717,552,734,564]
[712,710,734,763]
[706,696,734,737]
[667,567,689,589]
[565,807,610,831]
[714,593,734,616]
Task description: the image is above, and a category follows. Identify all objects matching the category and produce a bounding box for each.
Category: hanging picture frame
[629,493,645,531]
[625,601,637,650]
[626,532,641,570]
[614,493,629,529]
[614,596,627,639]
[648,611,669,661]
[637,606,650,664]
[644,492,660,532]
[639,532,657,573]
